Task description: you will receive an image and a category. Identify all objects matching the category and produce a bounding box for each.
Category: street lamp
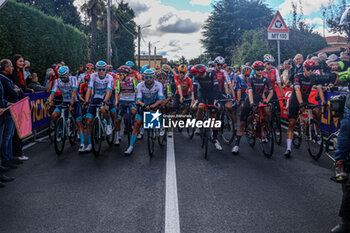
[138,24,151,71]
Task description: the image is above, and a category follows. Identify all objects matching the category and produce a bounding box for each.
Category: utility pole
[154,47,157,67]
[107,0,111,64]
[138,25,141,72]
[148,42,151,66]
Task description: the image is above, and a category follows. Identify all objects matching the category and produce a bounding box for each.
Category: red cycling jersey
[262,68,280,92]
[174,75,193,96]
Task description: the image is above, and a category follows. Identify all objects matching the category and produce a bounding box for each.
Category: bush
[0,0,88,81]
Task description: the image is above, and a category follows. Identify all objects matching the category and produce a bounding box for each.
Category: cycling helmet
[141,64,150,74]
[156,71,167,80]
[174,61,181,66]
[190,64,206,75]
[303,60,316,69]
[242,66,252,76]
[58,66,69,82]
[107,65,113,70]
[234,65,240,69]
[263,54,275,63]
[143,69,155,79]
[208,61,215,66]
[214,56,225,65]
[126,61,135,67]
[86,63,94,69]
[178,65,188,73]
[188,65,193,71]
[117,65,131,74]
[58,66,69,77]
[252,61,265,70]
[95,60,107,70]
[162,64,169,72]
[155,65,161,70]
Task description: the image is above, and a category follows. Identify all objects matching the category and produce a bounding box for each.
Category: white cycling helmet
[214,56,225,65]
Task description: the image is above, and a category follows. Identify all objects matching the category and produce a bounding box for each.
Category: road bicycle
[198,104,217,159]
[53,105,78,156]
[269,98,283,146]
[90,104,114,156]
[217,98,236,145]
[292,103,324,160]
[245,103,274,158]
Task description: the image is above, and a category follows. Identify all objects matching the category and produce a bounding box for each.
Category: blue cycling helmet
[58,66,69,77]
[141,64,150,74]
[95,60,107,70]
[126,61,135,67]
[188,65,193,71]
[143,69,155,79]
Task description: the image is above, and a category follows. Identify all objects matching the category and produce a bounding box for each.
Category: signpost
[267,11,289,67]
[0,0,8,9]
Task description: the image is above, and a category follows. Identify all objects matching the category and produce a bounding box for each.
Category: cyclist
[124,69,164,155]
[156,71,172,113]
[47,66,85,152]
[126,61,141,82]
[190,64,222,151]
[232,61,274,154]
[84,61,114,152]
[113,65,138,145]
[208,61,215,70]
[79,74,90,103]
[262,54,284,137]
[238,66,250,105]
[169,64,195,115]
[78,63,94,86]
[228,66,242,131]
[284,60,325,158]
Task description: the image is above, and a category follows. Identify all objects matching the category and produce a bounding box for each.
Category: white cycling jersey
[88,73,113,99]
[51,76,78,102]
[136,81,164,105]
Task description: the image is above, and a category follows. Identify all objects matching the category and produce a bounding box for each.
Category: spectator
[11,54,33,93]
[318,52,327,62]
[27,73,46,92]
[339,52,350,72]
[290,53,304,84]
[0,59,23,168]
[10,54,29,161]
[43,68,55,87]
[281,60,291,87]
[23,60,31,80]
[311,56,321,75]
[60,61,65,66]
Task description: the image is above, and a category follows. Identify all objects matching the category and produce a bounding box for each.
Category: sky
[74,0,343,61]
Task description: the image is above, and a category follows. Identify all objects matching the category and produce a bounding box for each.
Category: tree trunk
[91,13,97,63]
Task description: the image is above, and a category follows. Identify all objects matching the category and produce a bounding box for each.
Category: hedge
[0,0,89,80]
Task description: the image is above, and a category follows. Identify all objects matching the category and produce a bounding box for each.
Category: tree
[232,28,327,65]
[324,0,349,40]
[112,1,137,67]
[179,56,188,65]
[16,0,81,26]
[81,0,106,63]
[201,0,273,64]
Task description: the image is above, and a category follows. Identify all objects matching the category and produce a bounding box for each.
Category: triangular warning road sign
[268,11,289,32]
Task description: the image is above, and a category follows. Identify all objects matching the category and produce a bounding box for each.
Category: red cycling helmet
[303,60,316,69]
[190,64,206,75]
[242,66,252,76]
[252,61,265,70]
[117,65,131,74]
[86,63,94,69]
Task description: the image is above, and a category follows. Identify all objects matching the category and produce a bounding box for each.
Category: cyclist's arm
[237,89,241,102]
[247,79,254,105]
[48,79,58,103]
[103,89,112,104]
[295,86,303,104]
[266,90,273,103]
[152,84,165,108]
[115,80,120,106]
[317,85,325,104]
[85,88,92,103]
[70,89,77,105]
[136,83,145,107]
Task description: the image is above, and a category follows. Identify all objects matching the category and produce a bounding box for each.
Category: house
[314,36,349,55]
[135,55,167,68]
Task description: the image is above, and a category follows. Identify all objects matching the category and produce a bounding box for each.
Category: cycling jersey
[161,81,172,99]
[116,77,137,102]
[195,70,220,104]
[88,73,113,100]
[247,75,272,103]
[79,82,88,99]
[51,76,78,102]
[130,70,141,82]
[174,75,193,96]
[215,69,231,93]
[136,81,164,105]
[262,68,281,89]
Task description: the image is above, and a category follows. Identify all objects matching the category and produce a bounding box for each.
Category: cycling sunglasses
[158,76,166,80]
[179,71,186,74]
[266,63,274,66]
[255,68,264,71]
[98,68,106,72]
[144,75,154,80]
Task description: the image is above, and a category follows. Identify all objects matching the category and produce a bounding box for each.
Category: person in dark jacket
[0,59,24,168]
[27,73,46,92]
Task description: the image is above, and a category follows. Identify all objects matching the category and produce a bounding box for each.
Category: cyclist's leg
[86,98,102,149]
[286,102,299,154]
[125,107,143,154]
[196,91,205,120]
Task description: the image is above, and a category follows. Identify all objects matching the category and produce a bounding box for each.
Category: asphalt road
[0,129,342,233]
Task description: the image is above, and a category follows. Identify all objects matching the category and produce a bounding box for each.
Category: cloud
[277,0,334,16]
[304,17,323,26]
[158,14,202,33]
[169,40,180,47]
[128,1,150,15]
[190,0,212,6]
[313,25,342,37]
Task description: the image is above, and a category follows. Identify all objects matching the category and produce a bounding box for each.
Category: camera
[310,73,337,86]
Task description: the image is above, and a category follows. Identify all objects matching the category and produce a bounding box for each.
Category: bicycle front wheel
[293,122,302,149]
[260,119,274,158]
[147,130,155,158]
[203,128,209,160]
[92,118,102,157]
[68,120,78,146]
[307,119,323,161]
[48,120,55,143]
[272,115,282,146]
[221,111,235,145]
[54,118,66,156]
[106,124,115,146]
[245,115,256,148]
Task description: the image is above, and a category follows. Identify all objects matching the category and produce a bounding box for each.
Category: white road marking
[23,135,49,150]
[165,135,181,233]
